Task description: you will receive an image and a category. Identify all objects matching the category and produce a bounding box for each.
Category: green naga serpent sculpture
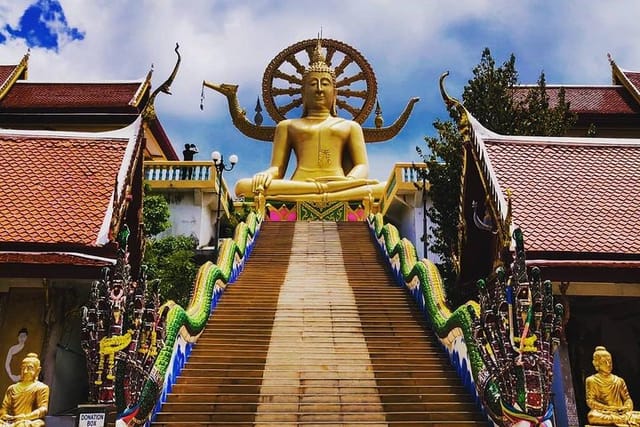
[368,213,563,427]
[81,211,263,426]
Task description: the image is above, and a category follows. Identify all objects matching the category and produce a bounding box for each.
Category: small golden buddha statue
[234,39,385,202]
[0,353,49,427]
[586,346,640,426]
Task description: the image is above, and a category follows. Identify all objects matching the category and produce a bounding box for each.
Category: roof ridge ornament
[439,71,471,142]
[142,43,181,120]
[607,52,617,85]
[606,52,640,106]
[0,50,30,101]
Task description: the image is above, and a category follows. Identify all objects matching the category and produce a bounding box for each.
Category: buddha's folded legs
[235,178,383,200]
[262,182,385,202]
[588,409,640,426]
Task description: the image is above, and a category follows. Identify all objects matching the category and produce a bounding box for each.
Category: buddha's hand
[251,173,273,194]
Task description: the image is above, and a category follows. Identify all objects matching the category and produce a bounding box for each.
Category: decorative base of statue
[262,199,374,222]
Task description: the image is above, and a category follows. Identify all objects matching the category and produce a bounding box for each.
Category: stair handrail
[367,213,493,419]
[117,211,263,426]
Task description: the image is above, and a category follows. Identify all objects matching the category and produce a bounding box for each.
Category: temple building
[0,52,178,415]
[452,56,640,425]
[0,52,178,160]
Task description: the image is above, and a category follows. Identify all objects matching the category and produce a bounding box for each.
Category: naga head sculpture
[469,227,563,427]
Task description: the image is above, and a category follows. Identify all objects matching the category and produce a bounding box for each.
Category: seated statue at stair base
[0,353,49,427]
[586,346,640,426]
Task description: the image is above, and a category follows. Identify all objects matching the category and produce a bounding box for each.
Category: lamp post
[421,173,428,260]
[211,151,238,254]
[413,166,428,260]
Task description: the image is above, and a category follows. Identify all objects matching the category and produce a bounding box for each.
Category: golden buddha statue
[0,353,49,427]
[234,39,385,202]
[586,346,640,426]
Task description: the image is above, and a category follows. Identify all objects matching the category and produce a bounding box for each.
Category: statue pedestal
[264,199,376,221]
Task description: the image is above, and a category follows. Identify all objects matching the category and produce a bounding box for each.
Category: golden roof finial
[143,43,181,120]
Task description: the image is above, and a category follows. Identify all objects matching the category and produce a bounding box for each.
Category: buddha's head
[20,352,41,383]
[592,345,613,375]
[301,38,337,117]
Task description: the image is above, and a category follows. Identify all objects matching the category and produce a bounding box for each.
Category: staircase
[152,221,490,426]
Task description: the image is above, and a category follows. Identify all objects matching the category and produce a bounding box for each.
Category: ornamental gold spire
[304,36,335,81]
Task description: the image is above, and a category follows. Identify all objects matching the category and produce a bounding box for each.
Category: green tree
[463,48,574,136]
[142,193,171,237]
[142,190,197,305]
[418,48,575,306]
[143,235,198,307]
[416,119,463,301]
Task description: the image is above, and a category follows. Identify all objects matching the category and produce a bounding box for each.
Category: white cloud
[0,0,34,28]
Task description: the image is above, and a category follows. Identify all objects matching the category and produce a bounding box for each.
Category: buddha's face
[302,71,335,113]
[20,359,39,382]
[595,353,613,374]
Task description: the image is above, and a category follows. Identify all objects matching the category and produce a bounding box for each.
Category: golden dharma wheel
[261,38,378,124]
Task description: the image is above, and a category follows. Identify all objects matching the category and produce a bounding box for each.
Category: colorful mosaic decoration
[265,200,366,221]
[299,201,346,221]
[266,201,297,221]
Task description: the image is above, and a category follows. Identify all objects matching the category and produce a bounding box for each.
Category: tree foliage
[142,190,197,306]
[143,235,198,307]
[142,193,171,237]
[417,120,463,300]
[418,48,576,306]
[463,48,574,136]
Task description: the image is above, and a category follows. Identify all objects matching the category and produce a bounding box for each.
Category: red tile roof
[0,65,18,86]
[467,114,640,256]
[514,85,640,115]
[0,252,114,267]
[0,81,144,112]
[0,121,141,247]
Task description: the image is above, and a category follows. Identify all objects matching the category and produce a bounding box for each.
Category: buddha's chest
[289,121,348,145]
[289,122,348,162]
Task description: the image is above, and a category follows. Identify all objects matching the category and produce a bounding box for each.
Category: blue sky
[1,0,640,189]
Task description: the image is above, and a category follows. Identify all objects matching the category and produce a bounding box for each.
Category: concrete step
[151,222,490,426]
